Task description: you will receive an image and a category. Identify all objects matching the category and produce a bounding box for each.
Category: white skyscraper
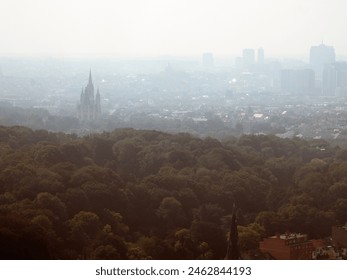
[257,48,264,65]
[310,43,336,80]
[322,62,347,96]
[242,49,255,70]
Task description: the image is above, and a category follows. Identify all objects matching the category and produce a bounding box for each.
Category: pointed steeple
[225,203,240,260]
[88,69,93,85]
[79,70,98,121]
[80,87,84,102]
[95,86,101,120]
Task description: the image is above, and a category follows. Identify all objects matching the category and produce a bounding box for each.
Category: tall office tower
[242,48,255,70]
[281,69,315,95]
[202,52,214,69]
[78,70,101,121]
[310,43,335,80]
[322,62,347,96]
[257,48,265,64]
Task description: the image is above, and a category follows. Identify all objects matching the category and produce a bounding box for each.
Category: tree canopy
[0,126,345,259]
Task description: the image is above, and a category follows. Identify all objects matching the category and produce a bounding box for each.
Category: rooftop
[270,233,307,240]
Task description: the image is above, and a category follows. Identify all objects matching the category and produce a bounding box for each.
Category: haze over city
[0,0,347,263]
[1,0,347,57]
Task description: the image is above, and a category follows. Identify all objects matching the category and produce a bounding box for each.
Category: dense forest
[0,125,346,259]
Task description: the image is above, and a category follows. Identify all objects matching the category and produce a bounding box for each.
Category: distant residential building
[310,43,335,80]
[322,62,347,96]
[281,69,315,95]
[259,233,314,260]
[78,70,101,121]
[202,52,214,69]
[332,224,347,248]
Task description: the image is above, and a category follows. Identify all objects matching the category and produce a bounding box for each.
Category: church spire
[79,70,100,121]
[225,203,240,260]
[88,69,93,85]
[95,86,101,119]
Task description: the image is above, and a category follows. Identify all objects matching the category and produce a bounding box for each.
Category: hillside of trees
[0,125,346,259]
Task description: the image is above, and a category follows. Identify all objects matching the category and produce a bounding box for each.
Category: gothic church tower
[78,70,101,121]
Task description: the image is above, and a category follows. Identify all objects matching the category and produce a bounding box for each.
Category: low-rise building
[259,233,314,260]
[332,224,347,248]
[311,239,337,260]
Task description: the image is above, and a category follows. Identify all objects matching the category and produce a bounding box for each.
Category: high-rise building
[78,70,101,121]
[202,52,214,69]
[310,43,335,80]
[257,48,264,65]
[322,62,347,96]
[242,49,255,70]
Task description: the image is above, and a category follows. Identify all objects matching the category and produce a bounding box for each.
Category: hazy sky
[0,0,346,57]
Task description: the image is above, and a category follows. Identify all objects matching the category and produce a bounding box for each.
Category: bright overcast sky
[0,0,346,57]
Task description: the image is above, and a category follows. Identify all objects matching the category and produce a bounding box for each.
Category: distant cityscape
[1,46,347,261]
[0,43,347,141]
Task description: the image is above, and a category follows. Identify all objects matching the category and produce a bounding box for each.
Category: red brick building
[259,233,314,260]
[332,224,347,248]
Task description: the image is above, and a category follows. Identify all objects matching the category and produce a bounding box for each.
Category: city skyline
[1,0,347,57]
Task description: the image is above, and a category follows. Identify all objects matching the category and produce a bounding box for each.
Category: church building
[78,70,101,121]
